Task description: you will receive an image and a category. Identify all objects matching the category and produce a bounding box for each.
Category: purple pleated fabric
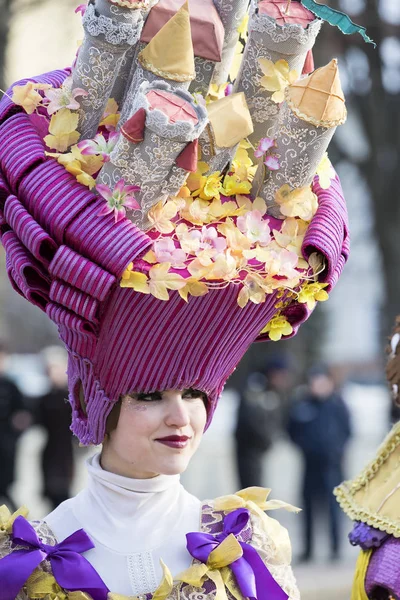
[365,537,400,598]
[19,160,97,245]
[4,195,57,265]
[50,280,99,324]
[303,175,349,290]
[49,246,116,302]
[0,69,70,124]
[0,113,47,193]
[0,68,350,444]
[0,168,10,209]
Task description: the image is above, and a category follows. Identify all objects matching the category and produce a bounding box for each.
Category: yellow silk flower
[46,144,103,190]
[297,282,329,310]
[148,199,181,234]
[26,569,92,600]
[260,314,293,341]
[99,98,120,131]
[0,505,29,534]
[316,153,335,189]
[11,82,51,114]
[44,109,80,153]
[258,59,298,104]
[275,184,318,221]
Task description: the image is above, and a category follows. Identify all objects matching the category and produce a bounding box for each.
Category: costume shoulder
[197,487,301,600]
[0,506,59,600]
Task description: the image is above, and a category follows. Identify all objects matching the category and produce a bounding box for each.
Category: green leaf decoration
[300,0,376,46]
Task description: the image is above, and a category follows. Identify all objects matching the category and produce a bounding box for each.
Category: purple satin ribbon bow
[186,508,288,600]
[0,516,109,600]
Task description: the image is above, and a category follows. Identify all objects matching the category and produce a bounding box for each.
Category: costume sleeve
[248,505,300,600]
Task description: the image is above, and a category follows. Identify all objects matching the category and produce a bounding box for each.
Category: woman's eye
[136,392,162,402]
[182,388,204,400]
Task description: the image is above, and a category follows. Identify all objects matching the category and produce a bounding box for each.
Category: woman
[0,0,351,597]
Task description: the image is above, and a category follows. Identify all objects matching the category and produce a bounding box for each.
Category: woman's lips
[156,435,191,449]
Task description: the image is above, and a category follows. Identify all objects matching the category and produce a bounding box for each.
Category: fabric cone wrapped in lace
[251,58,347,217]
[233,0,321,149]
[0,0,353,446]
[335,419,400,600]
[72,0,148,140]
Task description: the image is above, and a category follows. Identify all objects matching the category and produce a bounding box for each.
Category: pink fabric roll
[0,113,47,193]
[49,246,116,302]
[302,175,349,291]
[0,169,10,209]
[64,198,152,277]
[4,195,57,265]
[18,160,97,245]
[50,280,100,324]
[7,260,49,311]
[2,230,50,294]
[46,302,97,338]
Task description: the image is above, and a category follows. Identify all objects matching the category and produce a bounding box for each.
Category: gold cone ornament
[286,58,346,128]
[138,1,195,82]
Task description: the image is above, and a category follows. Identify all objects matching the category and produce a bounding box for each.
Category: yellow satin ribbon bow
[26,569,94,600]
[177,534,244,600]
[0,504,29,534]
[213,487,301,514]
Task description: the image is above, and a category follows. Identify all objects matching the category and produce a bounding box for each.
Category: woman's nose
[165,395,190,428]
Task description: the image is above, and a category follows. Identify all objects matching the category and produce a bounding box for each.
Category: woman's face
[101,389,208,479]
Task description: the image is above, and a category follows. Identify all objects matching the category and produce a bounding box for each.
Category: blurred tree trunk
[0,0,12,91]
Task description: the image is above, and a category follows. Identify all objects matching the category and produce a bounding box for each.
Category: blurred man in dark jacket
[235,358,292,488]
[288,365,352,562]
[0,343,31,510]
[36,346,74,509]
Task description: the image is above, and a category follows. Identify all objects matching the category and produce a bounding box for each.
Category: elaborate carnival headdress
[0,0,370,444]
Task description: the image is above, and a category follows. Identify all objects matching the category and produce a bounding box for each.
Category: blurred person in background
[36,346,74,509]
[0,342,31,510]
[287,365,352,562]
[235,358,293,488]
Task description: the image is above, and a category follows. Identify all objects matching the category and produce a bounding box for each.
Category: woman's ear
[105,398,122,436]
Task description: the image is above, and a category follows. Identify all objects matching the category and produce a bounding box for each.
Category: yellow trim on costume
[334,421,400,538]
[351,550,372,600]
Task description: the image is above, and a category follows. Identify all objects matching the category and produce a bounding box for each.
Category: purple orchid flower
[75,4,87,16]
[96,179,141,223]
[78,132,119,163]
[254,137,276,158]
[264,155,280,170]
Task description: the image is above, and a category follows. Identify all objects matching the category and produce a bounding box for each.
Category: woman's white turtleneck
[44,453,201,595]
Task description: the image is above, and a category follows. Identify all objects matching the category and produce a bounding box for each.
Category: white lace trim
[83,3,143,46]
[127,550,158,595]
[252,12,322,49]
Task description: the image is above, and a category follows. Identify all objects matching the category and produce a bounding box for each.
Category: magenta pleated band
[50,279,99,324]
[19,160,97,245]
[0,168,10,208]
[2,230,50,294]
[49,246,116,302]
[365,537,400,598]
[5,254,26,300]
[0,69,70,124]
[0,113,47,193]
[8,260,49,311]
[4,195,57,266]
[303,175,349,291]
[64,199,152,277]
[46,302,97,339]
